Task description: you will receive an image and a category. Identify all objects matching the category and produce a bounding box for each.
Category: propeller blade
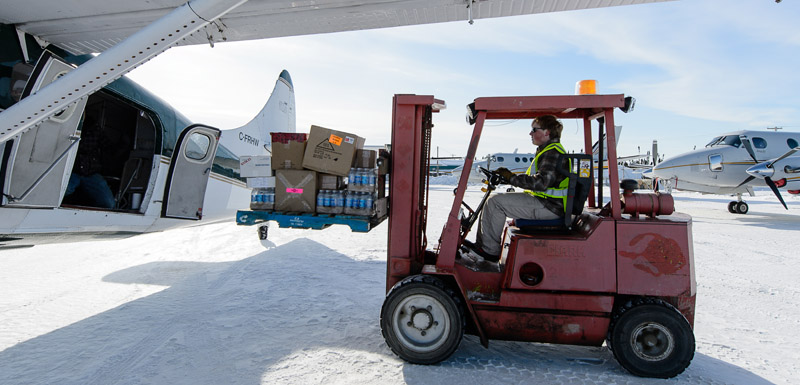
[736,175,755,188]
[765,177,788,210]
[739,135,758,163]
[768,146,800,168]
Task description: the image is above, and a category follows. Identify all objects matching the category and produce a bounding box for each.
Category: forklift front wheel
[380,275,464,365]
[609,301,695,378]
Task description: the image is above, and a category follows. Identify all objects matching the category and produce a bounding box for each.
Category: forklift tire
[380,275,465,365]
[609,299,695,378]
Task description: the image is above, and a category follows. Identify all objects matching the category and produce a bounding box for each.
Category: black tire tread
[607,297,695,378]
[380,274,465,365]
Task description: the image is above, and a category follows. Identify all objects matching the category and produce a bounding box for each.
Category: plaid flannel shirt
[509,139,567,215]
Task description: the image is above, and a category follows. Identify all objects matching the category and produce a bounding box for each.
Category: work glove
[494,167,514,183]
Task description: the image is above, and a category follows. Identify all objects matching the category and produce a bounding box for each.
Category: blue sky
[127,0,799,161]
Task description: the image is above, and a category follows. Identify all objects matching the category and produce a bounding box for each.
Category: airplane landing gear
[728,195,749,214]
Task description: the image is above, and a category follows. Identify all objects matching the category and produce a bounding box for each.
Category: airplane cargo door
[1,51,87,207]
[162,124,221,220]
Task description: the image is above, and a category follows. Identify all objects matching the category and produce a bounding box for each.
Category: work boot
[461,240,499,262]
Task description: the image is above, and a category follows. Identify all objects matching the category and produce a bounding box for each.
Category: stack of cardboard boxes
[242,125,384,217]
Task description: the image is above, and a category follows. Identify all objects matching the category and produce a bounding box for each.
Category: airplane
[649,129,800,214]
[0,30,296,249]
[0,0,670,248]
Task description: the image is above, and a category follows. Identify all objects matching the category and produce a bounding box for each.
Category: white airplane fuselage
[650,130,800,195]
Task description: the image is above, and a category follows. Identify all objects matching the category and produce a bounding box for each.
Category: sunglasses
[530,126,544,134]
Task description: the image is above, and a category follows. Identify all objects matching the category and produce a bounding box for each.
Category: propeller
[744,144,800,210]
[735,135,759,188]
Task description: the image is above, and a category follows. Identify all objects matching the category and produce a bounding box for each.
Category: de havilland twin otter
[649,130,800,214]
[0,0,674,248]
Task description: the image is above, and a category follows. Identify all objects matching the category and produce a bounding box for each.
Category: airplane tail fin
[218,70,296,157]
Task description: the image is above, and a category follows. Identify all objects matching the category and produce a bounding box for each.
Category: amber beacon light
[575,79,597,95]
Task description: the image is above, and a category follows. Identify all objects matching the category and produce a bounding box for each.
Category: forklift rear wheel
[380,275,464,365]
[609,300,695,378]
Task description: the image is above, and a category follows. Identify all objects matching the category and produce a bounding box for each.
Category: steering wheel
[478,166,507,186]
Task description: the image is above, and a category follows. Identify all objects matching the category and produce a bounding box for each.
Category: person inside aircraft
[465,115,570,262]
[64,116,116,209]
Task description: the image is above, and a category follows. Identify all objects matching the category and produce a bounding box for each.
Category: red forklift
[381,93,696,378]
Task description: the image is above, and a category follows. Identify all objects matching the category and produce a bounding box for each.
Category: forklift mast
[386,95,444,290]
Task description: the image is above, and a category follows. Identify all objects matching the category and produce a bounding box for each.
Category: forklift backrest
[515,153,593,231]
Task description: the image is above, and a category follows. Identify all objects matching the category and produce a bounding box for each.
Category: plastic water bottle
[368,168,377,187]
[335,190,344,208]
[264,187,275,209]
[348,168,357,187]
[317,190,325,208]
[365,192,373,211]
[250,189,259,209]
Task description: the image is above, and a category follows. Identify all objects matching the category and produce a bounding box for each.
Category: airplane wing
[2,0,673,55]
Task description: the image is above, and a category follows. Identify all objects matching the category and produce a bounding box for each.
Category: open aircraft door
[1,51,87,208]
[162,124,221,220]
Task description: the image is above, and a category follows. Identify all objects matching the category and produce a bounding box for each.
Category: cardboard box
[353,149,377,168]
[318,173,345,190]
[275,169,317,212]
[271,132,308,144]
[271,132,307,170]
[302,125,365,176]
[239,155,273,177]
[246,176,276,189]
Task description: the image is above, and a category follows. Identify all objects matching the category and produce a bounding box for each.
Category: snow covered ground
[1,185,798,384]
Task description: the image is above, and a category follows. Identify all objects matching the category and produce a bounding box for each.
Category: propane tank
[620,179,674,218]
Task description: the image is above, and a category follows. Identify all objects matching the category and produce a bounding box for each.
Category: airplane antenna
[466,0,475,25]
[766,126,782,131]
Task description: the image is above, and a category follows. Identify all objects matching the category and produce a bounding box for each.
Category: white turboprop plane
[0,0,671,248]
[649,130,800,214]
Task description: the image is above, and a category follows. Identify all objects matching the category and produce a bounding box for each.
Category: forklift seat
[515,153,593,232]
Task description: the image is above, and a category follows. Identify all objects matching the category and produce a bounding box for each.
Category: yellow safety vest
[525,142,570,211]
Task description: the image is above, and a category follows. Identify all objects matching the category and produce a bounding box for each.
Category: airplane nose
[651,159,676,179]
[746,162,774,179]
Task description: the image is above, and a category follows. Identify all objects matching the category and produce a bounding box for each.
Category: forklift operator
[470,115,569,262]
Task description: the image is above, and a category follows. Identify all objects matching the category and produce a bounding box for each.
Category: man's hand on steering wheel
[494,167,514,183]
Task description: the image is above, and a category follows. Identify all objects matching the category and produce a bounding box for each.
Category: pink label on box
[286,188,303,194]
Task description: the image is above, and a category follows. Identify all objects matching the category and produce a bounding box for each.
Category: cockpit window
[707,135,740,148]
[752,137,767,149]
[705,136,722,147]
[496,156,504,162]
[787,138,798,149]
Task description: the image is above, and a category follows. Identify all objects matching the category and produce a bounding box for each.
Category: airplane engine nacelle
[622,191,675,218]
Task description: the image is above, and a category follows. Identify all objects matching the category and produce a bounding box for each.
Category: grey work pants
[476,192,560,255]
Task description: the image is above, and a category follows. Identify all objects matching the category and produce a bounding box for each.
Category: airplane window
[515,157,520,162]
[522,157,528,163]
[709,154,723,172]
[705,136,722,147]
[185,133,211,160]
[752,137,767,149]
[497,156,504,162]
[788,139,798,149]
[720,135,741,147]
